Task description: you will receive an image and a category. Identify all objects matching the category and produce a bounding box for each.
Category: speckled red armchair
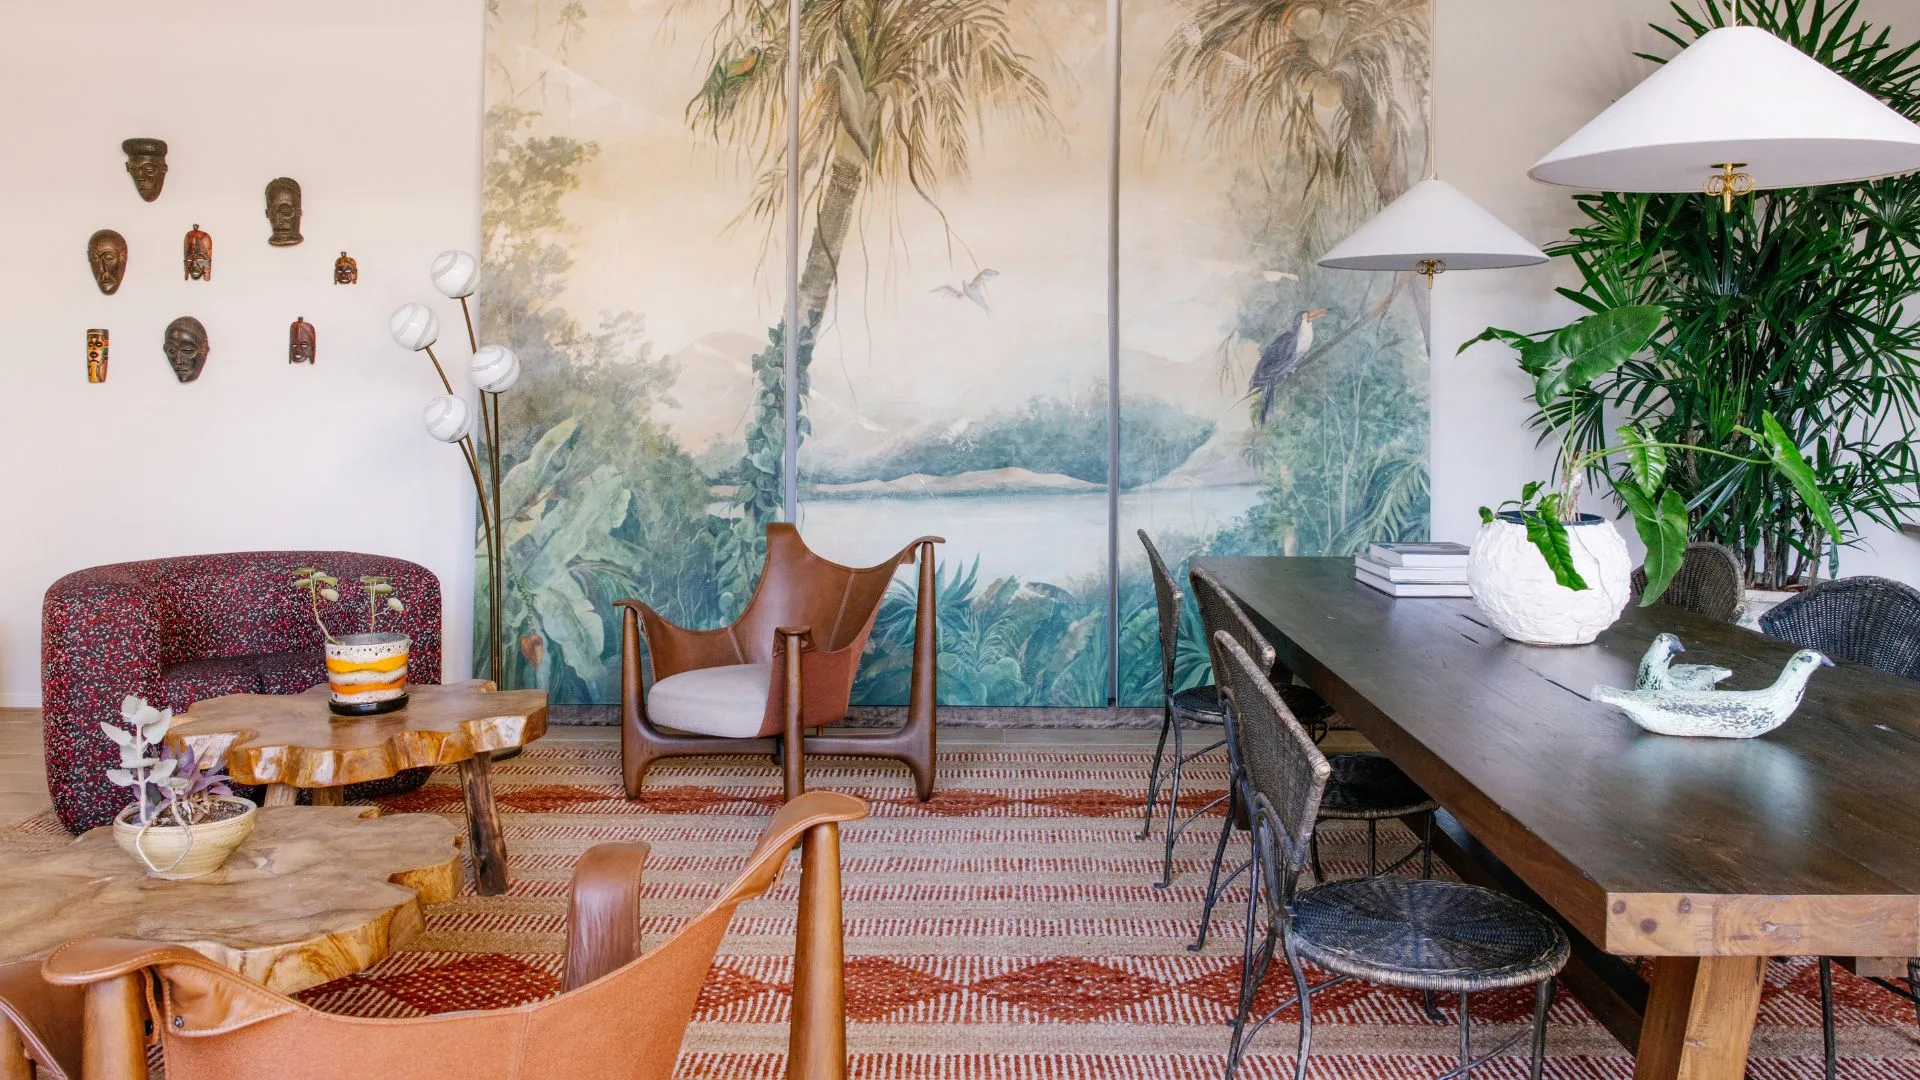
[42,551,444,833]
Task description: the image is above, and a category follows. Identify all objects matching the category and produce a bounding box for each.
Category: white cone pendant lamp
[1531,25,1920,203]
[1319,178,1547,285]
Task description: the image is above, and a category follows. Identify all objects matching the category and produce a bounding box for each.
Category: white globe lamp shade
[390,304,440,351]
[1530,27,1920,192]
[1318,179,1547,274]
[471,345,521,393]
[431,250,480,299]
[421,394,474,443]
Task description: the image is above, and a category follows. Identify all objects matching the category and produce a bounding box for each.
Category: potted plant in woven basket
[106,695,255,879]
[293,567,411,716]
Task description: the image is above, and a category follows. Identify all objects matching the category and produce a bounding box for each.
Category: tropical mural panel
[480,0,1432,707]
[1116,0,1434,705]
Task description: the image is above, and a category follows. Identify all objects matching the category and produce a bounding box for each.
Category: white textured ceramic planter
[113,796,256,879]
[325,632,411,716]
[1467,512,1632,646]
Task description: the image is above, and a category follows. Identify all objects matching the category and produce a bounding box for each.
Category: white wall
[1,1,1914,704]
[0,0,484,705]
[1435,0,1920,583]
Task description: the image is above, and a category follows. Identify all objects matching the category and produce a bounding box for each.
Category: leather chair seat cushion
[648,664,771,738]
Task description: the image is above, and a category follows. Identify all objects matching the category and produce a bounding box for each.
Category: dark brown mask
[289,317,316,364]
[122,138,169,202]
[265,177,303,246]
[184,224,212,281]
[163,316,208,383]
[87,229,127,295]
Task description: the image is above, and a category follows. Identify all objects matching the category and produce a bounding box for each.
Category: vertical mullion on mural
[782,0,801,523]
[1106,0,1125,707]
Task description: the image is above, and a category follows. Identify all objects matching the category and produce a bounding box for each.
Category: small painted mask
[87,229,127,295]
[334,251,358,284]
[289,317,316,364]
[122,138,168,202]
[265,177,303,246]
[87,329,109,383]
[163,316,208,383]
[183,224,212,281]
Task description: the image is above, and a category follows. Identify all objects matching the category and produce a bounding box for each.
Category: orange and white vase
[325,633,411,716]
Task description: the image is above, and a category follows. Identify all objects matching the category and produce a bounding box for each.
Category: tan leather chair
[5,791,867,1080]
[619,524,941,800]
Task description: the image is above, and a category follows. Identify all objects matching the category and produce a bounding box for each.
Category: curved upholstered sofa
[41,551,443,833]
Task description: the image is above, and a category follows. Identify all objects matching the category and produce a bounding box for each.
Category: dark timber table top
[1196,556,1920,960]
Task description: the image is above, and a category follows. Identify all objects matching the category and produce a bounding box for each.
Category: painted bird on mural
[932,268,999,314]
[1247,307,1329,424]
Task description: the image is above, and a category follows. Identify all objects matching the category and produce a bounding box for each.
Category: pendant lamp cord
[1425,0,1438,179]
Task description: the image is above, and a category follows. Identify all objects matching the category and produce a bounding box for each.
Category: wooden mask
[334,251,358,284]
[87,329,109,383]
[122,138,168,202]
[87,229,127,295]
[184,224,212,281]
[289,317,316,364]
[265,177,303,246]
[163,316,208,383]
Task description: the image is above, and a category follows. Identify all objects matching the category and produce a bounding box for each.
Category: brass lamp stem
[421,344,454,394]
[1704,162,1755,212]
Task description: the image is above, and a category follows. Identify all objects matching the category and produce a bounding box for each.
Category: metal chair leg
[1528,979,1553,1080]
[1191,789,1237,951]
[1422,811,1435,879]
[1286,938,1314,1080]
[1309,830,1325,883]
[1910,959,1920,1030]
[1233,841,1265,1035]
[1367,819,1378,877]
[1138,703,1173,841]
[1458,990,1473,1079]
[1154,718,1186,889]
[1423,989,1446,1023]
[1820,957,1837,1080]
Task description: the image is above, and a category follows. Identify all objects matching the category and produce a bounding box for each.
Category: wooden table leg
[0,1015,32,1080]
[458,756,508,896]
[83,972,148,1080]
[263,784,299,808]
[310,786,344,807]
[1632,956,1766,1080]
[788,822,846,1080]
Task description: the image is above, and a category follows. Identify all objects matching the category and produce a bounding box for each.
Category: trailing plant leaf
[1617,480,1689,605]
[1742,413,1844,545]
[1524,501,1587,591]
[1619,424,1667,491]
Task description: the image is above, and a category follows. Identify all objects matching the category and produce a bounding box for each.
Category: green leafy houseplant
[290,568,405,643]
[1544,0,1920,588]
[1462,305,1840,604]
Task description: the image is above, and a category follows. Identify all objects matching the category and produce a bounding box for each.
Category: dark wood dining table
[1194,555,1920,1080]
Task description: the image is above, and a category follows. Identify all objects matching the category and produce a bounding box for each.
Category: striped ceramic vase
[325,632,411,716]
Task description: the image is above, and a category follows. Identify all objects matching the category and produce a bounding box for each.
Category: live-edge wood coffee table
[172,679,548,896]
[0,805,459,1080]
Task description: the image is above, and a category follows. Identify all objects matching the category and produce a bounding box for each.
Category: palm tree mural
[1151,0,1428,229]
[687,0,1054,595]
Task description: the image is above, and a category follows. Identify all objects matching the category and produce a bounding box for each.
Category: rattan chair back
[1215,632,1330,906]
[1630,542,1745,622]
[1139,531,1183,695]
[1189,568,1272,784]
[1761,575,1920,680]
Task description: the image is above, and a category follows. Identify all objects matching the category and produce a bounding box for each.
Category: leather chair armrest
[0,959,82,1080]
[617,599,747,679]
[562,842,652,993]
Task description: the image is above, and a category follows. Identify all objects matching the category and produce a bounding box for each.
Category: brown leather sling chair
[0,791,868,1080]
[619,524,942,800]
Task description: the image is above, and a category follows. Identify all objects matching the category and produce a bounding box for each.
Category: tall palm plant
[1551,0,1920,588]
[1150,0,1428,234]
[687,0,1053,594]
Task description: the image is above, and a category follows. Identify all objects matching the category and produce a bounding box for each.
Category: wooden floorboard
[0,709,47,827]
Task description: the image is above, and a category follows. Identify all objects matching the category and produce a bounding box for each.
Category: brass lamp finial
[1704,162,1755,212]
[1415,258,1447,288]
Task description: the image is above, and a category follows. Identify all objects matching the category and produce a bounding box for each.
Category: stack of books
[1355,542,1472,598]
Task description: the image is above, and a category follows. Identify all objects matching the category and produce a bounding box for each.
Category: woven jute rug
[9,737,1919,1078]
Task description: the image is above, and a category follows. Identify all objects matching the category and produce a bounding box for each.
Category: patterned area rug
[9,739,1919,1078]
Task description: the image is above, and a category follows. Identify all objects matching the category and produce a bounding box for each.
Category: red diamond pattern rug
[13,735,1918,1077]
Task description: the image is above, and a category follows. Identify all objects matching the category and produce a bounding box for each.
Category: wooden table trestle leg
[1633,955,1766,1080]
[458,755,509,896]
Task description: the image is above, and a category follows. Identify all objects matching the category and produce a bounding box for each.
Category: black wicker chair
[1136,531,1232,889]
[1629,542,1745,622]
[1760,576,1920,1078]
[1186,568,1431,953]
[1216,633,1568,1080]
[1760,575,1920,680]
